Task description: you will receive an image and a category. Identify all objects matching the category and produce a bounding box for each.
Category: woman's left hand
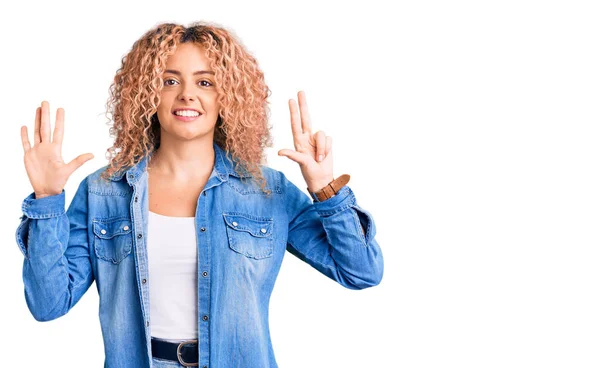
[278,90,334,193]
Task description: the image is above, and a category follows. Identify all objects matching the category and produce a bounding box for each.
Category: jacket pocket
[223,212,273,259]
[92,217,133,264]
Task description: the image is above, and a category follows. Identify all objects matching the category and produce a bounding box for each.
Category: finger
[298,90,312,134]
[314,130,326,162]
[34,106,41,145]
[21,126,31,152]
[40,101,51,142]
[325,136,332,158]
[288,99,302,139]
[66,153,94,174]
[53,108,65,146]
[278,149,309,166]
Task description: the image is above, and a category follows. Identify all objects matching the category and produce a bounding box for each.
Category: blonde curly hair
[100,21,273,195]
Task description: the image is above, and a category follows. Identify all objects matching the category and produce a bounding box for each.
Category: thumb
[66,153,94,174]
[278,149,309,166]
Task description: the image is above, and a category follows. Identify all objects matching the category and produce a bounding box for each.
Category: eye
[164,78,178,86]
[163,78,213,87]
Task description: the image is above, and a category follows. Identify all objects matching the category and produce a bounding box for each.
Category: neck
[148,136,215,180]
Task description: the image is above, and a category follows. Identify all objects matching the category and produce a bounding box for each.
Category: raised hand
[277,91,334,192]
[20,101,94,199]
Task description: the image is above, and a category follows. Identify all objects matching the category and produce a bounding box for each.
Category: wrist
[307,177,335,193]
[307,174,351,202]
[35,192,60,199]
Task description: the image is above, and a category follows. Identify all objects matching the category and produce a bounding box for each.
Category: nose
[178,91,196,101]
[178,83,197,102]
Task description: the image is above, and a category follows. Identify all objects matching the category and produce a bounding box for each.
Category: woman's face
[156,42,219,141]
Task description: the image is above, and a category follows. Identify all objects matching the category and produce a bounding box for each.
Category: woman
[17,21,384,368]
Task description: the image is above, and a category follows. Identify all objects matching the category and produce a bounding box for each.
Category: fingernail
[318,154,323,162]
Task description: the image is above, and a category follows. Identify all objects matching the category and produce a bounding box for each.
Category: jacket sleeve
[15,177,94,322]
[281,172,384,290]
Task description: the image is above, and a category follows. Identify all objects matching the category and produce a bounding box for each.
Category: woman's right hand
[20,101,94,199]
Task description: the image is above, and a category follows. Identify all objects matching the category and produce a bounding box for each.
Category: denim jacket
[15,142,384,368]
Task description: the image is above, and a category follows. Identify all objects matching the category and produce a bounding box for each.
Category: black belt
[151,337,199,367]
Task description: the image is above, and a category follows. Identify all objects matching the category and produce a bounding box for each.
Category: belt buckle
[177,339,199,367]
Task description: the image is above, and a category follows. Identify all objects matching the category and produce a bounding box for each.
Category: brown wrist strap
[308,174,351,202]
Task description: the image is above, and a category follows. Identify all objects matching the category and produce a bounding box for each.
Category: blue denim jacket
[15,142,384,368]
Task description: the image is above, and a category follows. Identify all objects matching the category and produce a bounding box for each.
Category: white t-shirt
[147,210,198,342]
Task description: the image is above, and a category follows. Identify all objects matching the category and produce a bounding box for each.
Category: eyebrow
[165,69,215,76]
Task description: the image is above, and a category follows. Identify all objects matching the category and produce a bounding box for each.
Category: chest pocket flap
[92,217,133,264]
[223,212,273,259]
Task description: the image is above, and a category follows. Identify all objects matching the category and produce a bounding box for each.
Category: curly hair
[100,21,273,195]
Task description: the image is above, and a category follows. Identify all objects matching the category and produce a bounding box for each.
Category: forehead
[165,43,211,69]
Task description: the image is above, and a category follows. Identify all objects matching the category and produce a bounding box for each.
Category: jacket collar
[109,141,251,183]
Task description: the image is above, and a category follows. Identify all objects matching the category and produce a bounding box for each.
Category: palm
[20,101,94,197]
[24,140,67,195]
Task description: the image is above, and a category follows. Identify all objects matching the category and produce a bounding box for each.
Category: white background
[1,1,599,367]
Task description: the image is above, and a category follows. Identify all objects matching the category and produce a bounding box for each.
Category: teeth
[174,110,200,117]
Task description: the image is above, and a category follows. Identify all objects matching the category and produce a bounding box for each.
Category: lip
[172,109,203,122]
[173,113,202,122]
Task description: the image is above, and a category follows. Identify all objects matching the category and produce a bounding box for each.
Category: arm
[282,172,384,290]
[15,177,94,321]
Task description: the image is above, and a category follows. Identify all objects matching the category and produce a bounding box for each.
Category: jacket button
[100,229,107,235]
[202,271,208,277]
[134,196,138,202]
[142,278,147,284]
[202,315,208,321]
[200,227,206,232]
[137,234,143,239]
[232,221,238,227]
[123,226,129,231]
[260,228,266,234]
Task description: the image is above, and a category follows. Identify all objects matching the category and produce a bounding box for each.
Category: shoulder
[82,165,130,196]
[260,164,297,189]
[258,165,303,196]
[258,165,282,184]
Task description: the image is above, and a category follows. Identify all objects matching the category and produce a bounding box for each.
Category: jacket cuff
[21,190,66,219]
[312,185,357,216]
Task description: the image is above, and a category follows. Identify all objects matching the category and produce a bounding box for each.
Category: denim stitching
[89,188,129,197]
[225,179,282,195]
[316,201,356,217]
[314,188,357,217]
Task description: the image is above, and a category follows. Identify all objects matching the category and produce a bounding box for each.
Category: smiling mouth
[173,112,203,117]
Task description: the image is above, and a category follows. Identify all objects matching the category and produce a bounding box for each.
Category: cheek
[156,99,169,113]
[157,104,168,113]
[203,97,220,113]
[156,107,171,121]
